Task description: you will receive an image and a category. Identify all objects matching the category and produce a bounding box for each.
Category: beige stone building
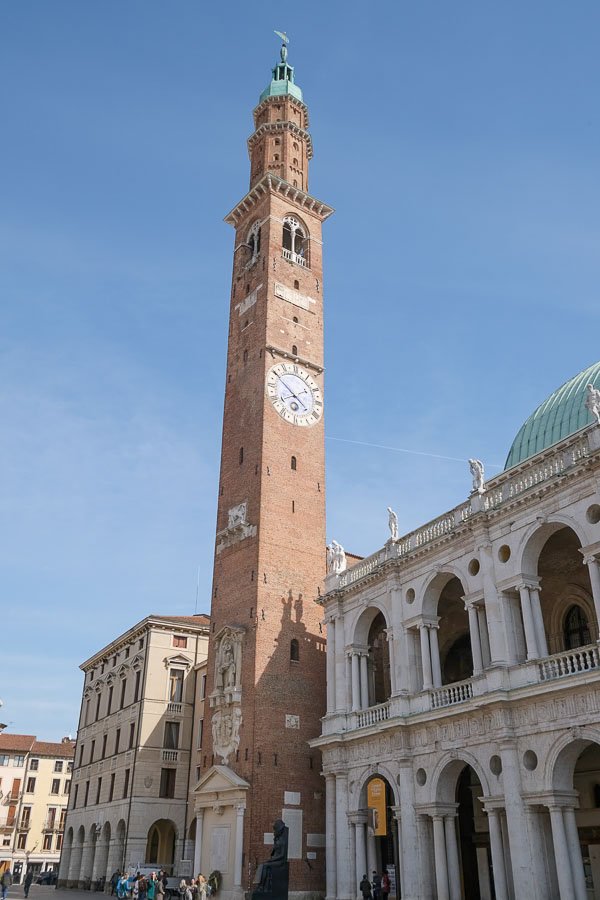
[0,733,75,882]
[315,364,600,900]
[58,614,209,888]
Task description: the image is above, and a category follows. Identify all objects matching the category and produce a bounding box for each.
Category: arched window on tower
[564,604,591,650]
[239,447,244,465]
[291,456,297,471]
[247,222,261,265]
[290,639,299,662]
[282,216,308,267]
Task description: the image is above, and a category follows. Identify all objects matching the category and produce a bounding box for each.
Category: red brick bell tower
[195,36,333,898]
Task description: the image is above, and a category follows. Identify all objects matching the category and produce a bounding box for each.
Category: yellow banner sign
[367,777,387,836]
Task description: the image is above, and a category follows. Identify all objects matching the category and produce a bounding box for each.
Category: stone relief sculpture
[211,706,242,765]
[213,626,244,697]
[586,384,600,425]
[228,501,248,529]
[327,540,346,575]
[387,507,399,541]
[218,637,236,691]
[469,458,486,494]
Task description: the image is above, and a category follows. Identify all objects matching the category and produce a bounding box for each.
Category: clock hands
[278,377,308,412]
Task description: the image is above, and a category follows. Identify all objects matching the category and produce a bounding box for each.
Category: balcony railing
[282,248,307,268]
[0,817,16,830]
[18,821,31,831]
[538,643,600,682]
[430,678,474,709]
[167,701,182,715]
[355,701,390,729]
[161,749,179,762]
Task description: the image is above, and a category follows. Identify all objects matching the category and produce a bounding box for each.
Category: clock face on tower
[266,362,323,427]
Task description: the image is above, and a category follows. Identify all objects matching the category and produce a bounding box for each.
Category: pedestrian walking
[381,871,390,900]
[110,871,120,896]
[23,872,33,899]
[372,871,382,900]
[1,869,13,900]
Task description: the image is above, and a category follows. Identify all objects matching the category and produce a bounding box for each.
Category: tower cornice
[253,93,309,129]
[224,173,334,227]
[247,120,313,161]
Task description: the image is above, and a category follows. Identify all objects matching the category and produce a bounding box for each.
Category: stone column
[444,815,461,900]
[486,808,508,900]
[345,653,353,709]
[326,617,336,713]
[335,615,347,711]
[396,763,420,898]
[193,810,204,877]
[432,815,449,900]
[233,805,244,888]
[429,625,442,688]
[351,652,361,712]
[477,605,492,668]
[79,838,96,887]
[518,584,539,660]
[549,805,575,900]
[325,774,337,900]
[335,773,352,900]
[499,741,538,897]
[563,806,587,900]
[367,828,377,878]
[354,819,367,900]
[529,586,549,657]
[386,628,397,695]
[584,556,600,632]
[360,653,370,709]
[419,624,433,690]
[466,602,484,675]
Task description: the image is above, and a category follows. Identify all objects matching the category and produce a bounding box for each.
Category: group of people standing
[359,869,391,900]
[111,870,165,900]
[109,871,210,900]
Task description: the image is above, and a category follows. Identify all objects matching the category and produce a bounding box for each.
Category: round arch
[351,602,390,647]
[145,819,177,869]
[421,568,468,618]
[517,516,590,576]
[60,827,74,884]
[545,726,600,792]
[431,750,491,805]
[351,764,400,811]
[69,825,85,885]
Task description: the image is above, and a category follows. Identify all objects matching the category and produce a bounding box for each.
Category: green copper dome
[505,361,600,469]
[259,38,303,104]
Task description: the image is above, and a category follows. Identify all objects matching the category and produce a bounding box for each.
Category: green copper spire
[259,31,303,103]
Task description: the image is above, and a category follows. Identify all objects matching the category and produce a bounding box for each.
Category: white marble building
[313,363,600,900]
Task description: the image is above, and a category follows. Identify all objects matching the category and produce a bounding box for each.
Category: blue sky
[2,1,599,739]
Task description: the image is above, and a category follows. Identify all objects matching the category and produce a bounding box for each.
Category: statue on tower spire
[274,30,289,63]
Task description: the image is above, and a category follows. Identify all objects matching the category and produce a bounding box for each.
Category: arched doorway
[145,820,176,872]
[107,820,126,878]
[433,761,493,900]
[354,776,399,898]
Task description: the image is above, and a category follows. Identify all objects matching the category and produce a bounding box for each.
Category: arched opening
[551,738,600,898]
[435,761,492,900]
[456,766,486,899]
[536,526,595,653]
[357,775,399,892]
[368,613,391,705]
[247,222,261,262]
[70,826,84,886]
[282,216,308,265]
[438,576,473,685]
[145,819,176,872]
[92,821,111,883]
[106,820,126,880]
[59,827,73,886]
